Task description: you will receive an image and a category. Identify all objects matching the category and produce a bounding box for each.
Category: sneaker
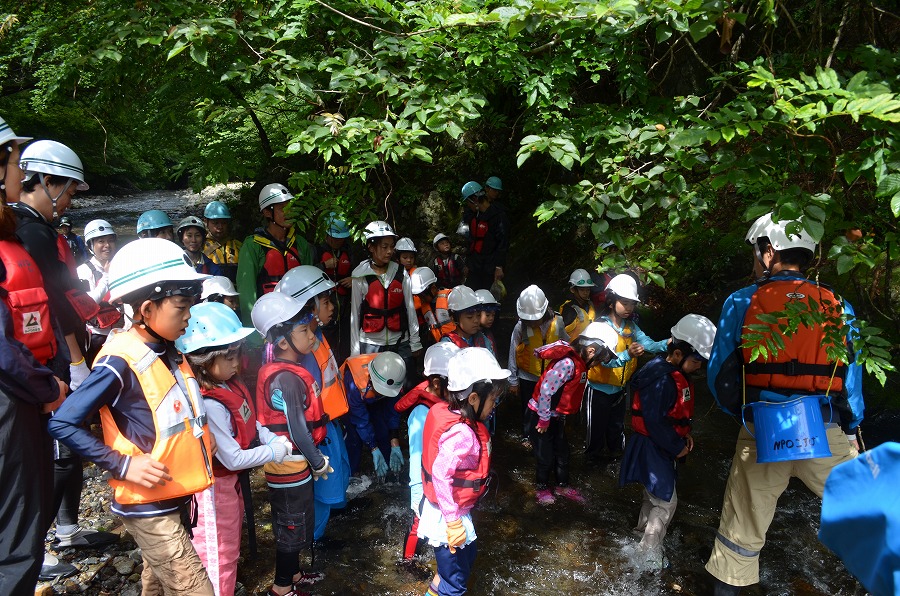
[266,588,309,596]
[293,570,324,587]
[536,488,556,505]
[38,554,78,581]
[55,527,119,548]
[554,486,587,504]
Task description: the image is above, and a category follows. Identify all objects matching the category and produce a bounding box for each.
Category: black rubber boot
[712,577,742,596]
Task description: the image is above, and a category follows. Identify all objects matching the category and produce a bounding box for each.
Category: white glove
[69,360,91,392]
[268,439,288,463]
[312,455,333,481]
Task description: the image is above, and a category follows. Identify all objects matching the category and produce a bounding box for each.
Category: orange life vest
[515,316,563,377]
[631,368,694,438]
[741,278,846,394]
[256,360,328,446]
[339,353,378,401]
[433,288,456,339]
[312,334,349,419]
[97,331,214,504]
[360,264,406,333]
[0,239,57,364]
[422,402,491,511]
[202,380,257,477]
[587,319,636,387]
[531,342,587,415]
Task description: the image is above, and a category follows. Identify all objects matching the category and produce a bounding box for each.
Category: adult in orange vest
[48,238,216,595]
[705,214,863,595]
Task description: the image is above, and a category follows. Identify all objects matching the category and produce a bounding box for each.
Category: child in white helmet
[474,289,500,354]
[441,285,493,353]
[201,275,241,313]
[410,266,444,347]
[560,269,597,341]
[432,232,466,289]
[178,302,290,596]
[394,342,460,563]
[77,219,123,364]
[274,266,351,546]
[252,291,333,596]
[48,238,215,595]
[418,348,508,596]
[395,236,418,274]
[508,285,568,443]
[585,274,669,465]
[619,314,716,568]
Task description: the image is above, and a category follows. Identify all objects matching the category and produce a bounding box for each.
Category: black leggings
[53,455,83,528]
[527,411,570,488]
[584,386,626,458]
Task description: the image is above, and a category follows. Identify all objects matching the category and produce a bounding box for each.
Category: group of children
[16,162,720,595]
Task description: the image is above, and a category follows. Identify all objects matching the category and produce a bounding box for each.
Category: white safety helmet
[448,285,481,312]
[258,183,293,211]
[579,321,620,352]
[274,265,336,307]
[0,116,31,145]
[605,274,640,302]
[176,216,206,236]
[745,212,817,253]
[84,219,116,244]
[410,267,437,294]
[475,288,499,307]
[19,140,89,191]
[568,268,596,288]
[516,285,549,321]
[670,314,717,360]
[201,275,240,300]
[251,291,306,340]
[108,238,208,303]
[447,347,511,392]
[396,237,417,253]
[433,233,449,248]
[423,342,461,378]
[363,220,398,242]
[370,352,407,397]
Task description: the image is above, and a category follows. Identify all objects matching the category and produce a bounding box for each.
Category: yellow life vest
[587,320,636,387]
[203,237,242,265]
[515,316,562,377]
[313,334,349,419]
[97,331,214,505]
[561,300,595,341]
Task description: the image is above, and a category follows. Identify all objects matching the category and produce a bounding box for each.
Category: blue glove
[372,448,388,480]
[390,445,404,473]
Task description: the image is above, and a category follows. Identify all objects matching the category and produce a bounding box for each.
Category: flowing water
[66,190,883,595]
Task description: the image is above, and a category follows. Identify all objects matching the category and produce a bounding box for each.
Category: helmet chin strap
[39,173,73,221]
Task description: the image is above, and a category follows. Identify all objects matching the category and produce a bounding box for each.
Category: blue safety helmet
[485,176,503,191]
[325,212,351,239]
[175,302,256,354]
[461,181,483,201]
[203,200,231,220]
[137,210,173,236]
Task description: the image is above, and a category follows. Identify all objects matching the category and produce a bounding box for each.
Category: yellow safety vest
[203,237,242,265]
[587,320,636,387]
[561,300,595,341]
[515,316,562,377]
[97,331,213,505]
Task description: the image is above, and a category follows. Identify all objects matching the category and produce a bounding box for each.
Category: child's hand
[339,277,352,288]
[42,378,68,413]
[509,385,519,396]
[685,434,694,452]
[125,455,172,488]
[209,432,218,458]
[628,343,644,357]
[446,518,467,553]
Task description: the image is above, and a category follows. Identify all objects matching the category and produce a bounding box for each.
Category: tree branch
[684,38,740,94]
[825,3,851,69]
[225,84,273,159]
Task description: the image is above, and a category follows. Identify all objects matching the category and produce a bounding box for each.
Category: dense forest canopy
[1,0,898,387]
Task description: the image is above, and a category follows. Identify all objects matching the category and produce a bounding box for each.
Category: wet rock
[81,557,99,566]
[127,548,143,563]
[35,584,53,596]
[127,573,141,583]
[120,584,141,596]
[234,582,247,596]
[63,579,82,593]
[113,556,135,575]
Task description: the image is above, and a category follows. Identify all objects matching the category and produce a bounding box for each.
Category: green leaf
[688,19,715,42]
[670,128,708,148]
[876,173,900,198]
[646,271,665,288]
[891,192,900,218]
[189,45,208,67]
[836,255,854,275]
[167,42,189,61]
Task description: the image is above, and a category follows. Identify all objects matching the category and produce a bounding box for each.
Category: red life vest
[468,215,489,255]
[253,231,302,295]
[320,246,352,296]
[255,360,328,446]
[83,260,124,330]
[742,278,845,394]
[202,379,258,477]
[0,239,57,364]
[394,381,441,413]
[531,342,587,415]
[422,402,491,511]
[631,369,694,438]
[433,255,462,287]
[56,234,77,276]
[443,329,488,350]
[360,264,406,333]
